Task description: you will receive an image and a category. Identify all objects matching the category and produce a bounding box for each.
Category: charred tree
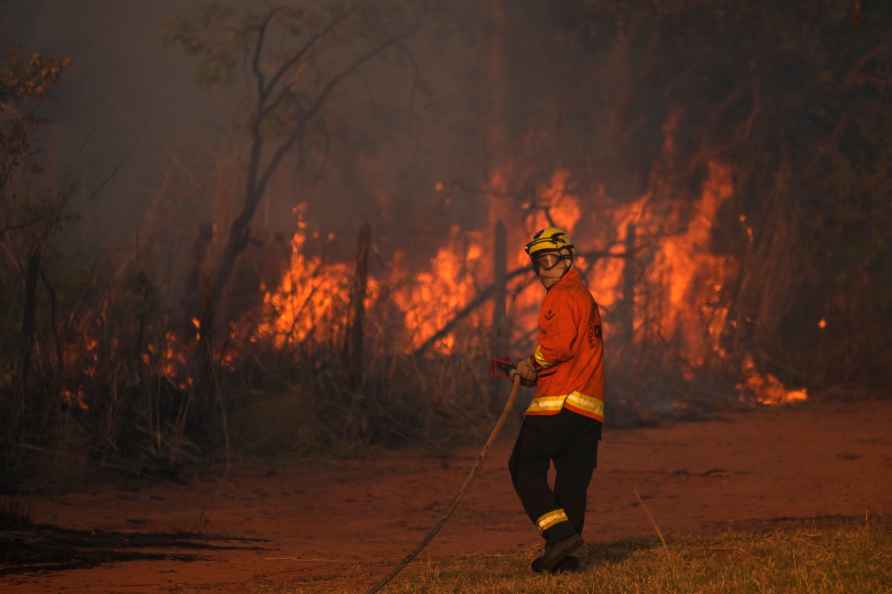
[489,220,507,413]
[621,223,636,343]
[18,250,40,411]
[345,222,371,388]
[169,5,423,405]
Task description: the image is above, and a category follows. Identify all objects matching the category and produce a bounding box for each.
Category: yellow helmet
[524,226,574,257]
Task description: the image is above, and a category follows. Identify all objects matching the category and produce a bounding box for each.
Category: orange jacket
[526,268,605,422]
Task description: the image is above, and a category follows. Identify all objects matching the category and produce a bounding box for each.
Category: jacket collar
[548,266,581,291]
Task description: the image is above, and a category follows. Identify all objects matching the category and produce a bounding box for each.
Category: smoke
[6,3,637,245]
[3,1,232,247]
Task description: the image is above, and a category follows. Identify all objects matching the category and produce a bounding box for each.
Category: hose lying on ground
[363,374,522,594]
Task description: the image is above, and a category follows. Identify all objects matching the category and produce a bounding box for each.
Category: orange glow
[737,355,808,405]
[584,162,735,367]
[392,227,486,353]
[143,331,194,390]
[533,169,582,234]
[818,318,827,330]
[62,387,89,411]
[250,110,805,410]
[254,204,377,347]
[645,162,736,366]
[588,195,648,310]
[576,158,805,404]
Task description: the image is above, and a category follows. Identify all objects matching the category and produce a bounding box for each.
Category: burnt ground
[0,526,267,575]
[2,397,891,593]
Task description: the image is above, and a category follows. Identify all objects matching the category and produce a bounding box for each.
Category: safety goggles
[531,251,567,272]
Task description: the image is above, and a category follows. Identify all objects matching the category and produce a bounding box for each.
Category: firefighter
[508,226,605,574]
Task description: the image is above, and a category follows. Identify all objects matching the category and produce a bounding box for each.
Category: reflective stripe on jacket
[526,268,605,422]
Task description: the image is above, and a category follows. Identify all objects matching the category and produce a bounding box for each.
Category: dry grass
[288,521,892,594]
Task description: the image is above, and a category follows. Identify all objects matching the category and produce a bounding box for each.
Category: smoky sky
[3,1,628,272]
[4,1,234,247]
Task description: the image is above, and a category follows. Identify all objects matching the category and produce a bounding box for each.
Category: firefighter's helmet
[524,227,574,257]
[524,227,575,272]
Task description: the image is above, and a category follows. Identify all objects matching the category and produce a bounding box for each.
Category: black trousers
[508,409,601,542]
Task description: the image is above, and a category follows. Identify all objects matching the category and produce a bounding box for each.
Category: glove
[511,357,538,387]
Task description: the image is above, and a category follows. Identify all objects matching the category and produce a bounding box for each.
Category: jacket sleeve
[531,291,579,371]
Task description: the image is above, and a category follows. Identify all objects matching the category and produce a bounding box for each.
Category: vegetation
[342,520,892,594]
[1,2,891,492]
[550,1,892,388]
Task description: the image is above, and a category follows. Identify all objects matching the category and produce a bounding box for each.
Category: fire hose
[363,373,522,594]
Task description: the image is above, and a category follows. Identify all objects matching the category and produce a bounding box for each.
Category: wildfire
[738,355,808,405]
[578,162,806,406]
[536,169,582,233]
[588,193,648,311]
[584,161,735,366]
[142,330,193,390]
[644,162,736,366]
[392,226,485,353]
[255,204,376,348]
[62,387,88,411]
[252,134,806,407]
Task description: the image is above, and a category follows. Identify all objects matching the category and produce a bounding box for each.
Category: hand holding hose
[511,357,538,387]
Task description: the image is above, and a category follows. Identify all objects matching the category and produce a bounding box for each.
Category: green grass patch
[342,520,892,594]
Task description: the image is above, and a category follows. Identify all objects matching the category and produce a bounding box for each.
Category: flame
[645,162,736,366]
[738,355,808,405]
[588,194,648,310]
[578,162,806,405]
[392,226,485,353]
[62,387,88,411]
[533,168,582,233]
[585,162,735,366]
[251,116,806,409]
[254,204,377,348]
[142,330,194,390]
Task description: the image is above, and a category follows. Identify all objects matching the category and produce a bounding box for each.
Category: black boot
[553,555,581,573]
[531,553,582,574]
[530,534,582,573]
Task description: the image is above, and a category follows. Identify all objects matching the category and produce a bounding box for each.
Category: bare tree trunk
[728,152,800,370]
[19,250,40,405]
[192,9,416,406]
[489,220,507,413]
[345,222,371,388]
[622,223,637,342]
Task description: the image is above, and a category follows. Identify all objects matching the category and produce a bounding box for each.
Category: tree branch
[257,24,419,199]
[263,6,356,103]
[252,7,285,100]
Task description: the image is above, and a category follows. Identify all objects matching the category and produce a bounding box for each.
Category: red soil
[5,398,891,593]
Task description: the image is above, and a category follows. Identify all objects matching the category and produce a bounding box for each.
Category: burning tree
[166,1,429,412]
[3,1,891,488]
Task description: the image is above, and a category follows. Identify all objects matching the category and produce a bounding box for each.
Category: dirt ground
[3,398,891,593]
